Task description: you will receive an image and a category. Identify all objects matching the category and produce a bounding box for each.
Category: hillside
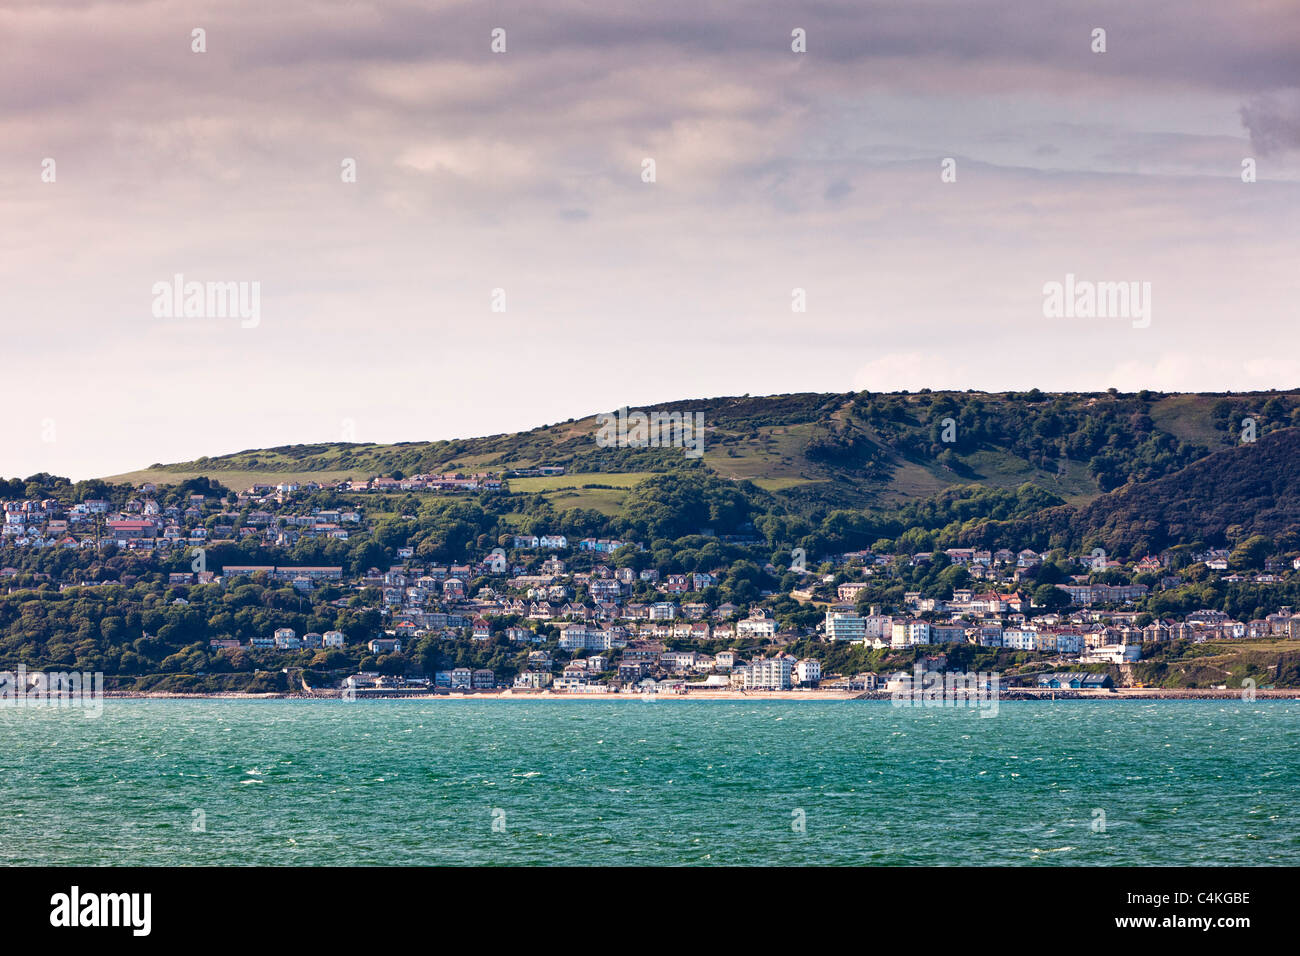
[1066,427,1300,553]
[104,389,1300,524]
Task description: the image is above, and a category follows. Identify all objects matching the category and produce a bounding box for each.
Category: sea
[3,699,1297,865]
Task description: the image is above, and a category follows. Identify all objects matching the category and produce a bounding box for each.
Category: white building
[737,616,777,638]
[649,602,679,621]
[558,625,615,652]
[1080,644,1141,664]
[795,658,822,686]
[1002,627,1039,651]
[825,612,866,643]
[890,619,931,648]
[864,614,894,639]
[739,657,792,690]
[513,671,553,689]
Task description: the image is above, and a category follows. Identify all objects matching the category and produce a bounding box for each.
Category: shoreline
[95,687,1300,702]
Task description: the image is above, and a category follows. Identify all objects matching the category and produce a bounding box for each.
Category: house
[837,582,870,602]
[843,673,876,691]
[106,519,159,541]
[514,671,553,689]
[579,537,625,553]
[368,636,402,654]
[660,650,699,672]
[618,660,650,682]
[737,613,777,638]
[649,602,678,621]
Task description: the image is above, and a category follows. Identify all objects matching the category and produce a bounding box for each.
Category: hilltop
[101,389,1300,537]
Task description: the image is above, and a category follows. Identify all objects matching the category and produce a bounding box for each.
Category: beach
[94,686,1300,701]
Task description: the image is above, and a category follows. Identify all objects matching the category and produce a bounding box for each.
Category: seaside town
[4,467,1299,698]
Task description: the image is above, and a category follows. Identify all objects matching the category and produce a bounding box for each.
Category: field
[506,472,654,493]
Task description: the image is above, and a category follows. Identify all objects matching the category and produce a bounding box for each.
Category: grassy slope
[100,391,1290,515]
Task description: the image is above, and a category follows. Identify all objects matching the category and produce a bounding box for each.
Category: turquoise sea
[3,699,1298,865]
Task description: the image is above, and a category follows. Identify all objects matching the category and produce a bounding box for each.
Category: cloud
[1240,90,1300,155]
[823,178,853,202]
[1108,356,1300,393]
[2,0,1299,478]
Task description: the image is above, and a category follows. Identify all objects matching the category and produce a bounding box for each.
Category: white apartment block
[825,612,866,643]
[740,657,793,690]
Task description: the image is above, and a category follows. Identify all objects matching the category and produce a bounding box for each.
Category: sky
[2,0,1298,479]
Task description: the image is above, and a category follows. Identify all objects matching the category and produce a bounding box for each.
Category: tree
[1032,583,1071,611]
[1230,535,1272,570]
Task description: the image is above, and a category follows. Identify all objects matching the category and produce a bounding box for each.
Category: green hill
[105,389,1300,522]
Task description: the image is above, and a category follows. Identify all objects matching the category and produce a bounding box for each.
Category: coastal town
[4,469,1299,697]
